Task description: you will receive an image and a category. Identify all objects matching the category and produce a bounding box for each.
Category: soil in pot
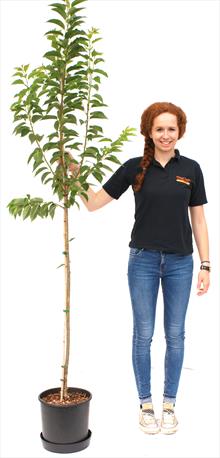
[42,389,90,406]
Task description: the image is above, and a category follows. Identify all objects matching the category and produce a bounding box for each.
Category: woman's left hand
[196,270,210,295]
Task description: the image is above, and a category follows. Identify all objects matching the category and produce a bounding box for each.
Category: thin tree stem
[60,202,71,401]
[59,66,72,401]
[78,38,94,174]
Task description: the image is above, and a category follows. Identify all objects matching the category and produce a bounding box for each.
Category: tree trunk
[60,198,71,401]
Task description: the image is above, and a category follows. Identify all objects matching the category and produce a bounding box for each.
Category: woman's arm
[77,186,114,212]
[189,205,210,295]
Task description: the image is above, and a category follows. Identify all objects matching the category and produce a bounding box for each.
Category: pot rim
[38,386,92,407]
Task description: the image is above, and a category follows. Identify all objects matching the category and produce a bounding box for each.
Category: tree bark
[60,200,71,401]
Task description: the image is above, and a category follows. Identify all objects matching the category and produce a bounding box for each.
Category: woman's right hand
[65,151,80,176]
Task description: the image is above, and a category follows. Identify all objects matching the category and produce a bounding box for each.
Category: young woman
[69,101,210,435]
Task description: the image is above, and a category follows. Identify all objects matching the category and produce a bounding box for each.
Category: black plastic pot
[39,387,92,453]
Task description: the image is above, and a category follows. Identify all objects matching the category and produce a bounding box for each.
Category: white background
[0,1,220,457]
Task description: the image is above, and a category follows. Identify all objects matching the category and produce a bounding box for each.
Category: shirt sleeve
[189,162,208,206]
[102,159,133,199]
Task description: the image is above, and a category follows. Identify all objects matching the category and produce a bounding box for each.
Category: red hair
[133,102,187,192]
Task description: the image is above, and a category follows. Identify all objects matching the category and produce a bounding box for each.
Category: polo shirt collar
[174,149,180,160]
[152,148,180,166]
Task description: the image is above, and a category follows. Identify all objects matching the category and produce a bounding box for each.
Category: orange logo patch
[176,175,192,186]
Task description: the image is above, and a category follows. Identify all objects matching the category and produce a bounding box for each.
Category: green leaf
[43,142,58,151]
[92,50,103,58]
[44,50,61,60]
[63,128,79,138]
[92,94,103,102]
[45,29,63,37]
[28,133,44,144]
[50,4,67,20]
[88,125,103,133]
[33,149,43,162]
[32,115,42,123]
[91,100,108,108]
[15,88,28,102]
[27,148,41,164]
[30,205,40,221]
[90,111,107,119]
[93,69,108,78]
[10,198,25,205]
[12,79,25,85]
[12,71,24,78]
[51,9,66,21]
[92,37,102,44]
[29,133,36,144]
[98,137,112,143]
[93,76,100,84]
[71,0,86,6]
[106,155,121,164]
[20,127,30,137]
[74,200,80,210]
[63,114,77,124]
[41,172,51,183]
[13,122,26,134]
[31,198,44,203]
[46,80,60,88]
[49,204,56,219]
[80,191,89,200]
[50,3,66,8]
[67,47,85,60]
[48,132,58,141]
[92,171,103,183]
[22,205,31,220]
[64,92,78,102]
[99,164,114,172]
[43,115,57,120]
[91,85,100,94]
[33,161,44,172]
[65,142,82,150]
[50,151,62,164]
[47,18,65,29]
[83,146,99,156]
[44,177,53,185]
[69,6,86,16]
[94,58,105,65]
[56,263,65,269]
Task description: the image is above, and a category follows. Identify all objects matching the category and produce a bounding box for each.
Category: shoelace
[142,409,157,424]
[163,408,175,424]
[163,408,174,415]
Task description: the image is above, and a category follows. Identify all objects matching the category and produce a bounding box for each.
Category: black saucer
[40,429,92,453]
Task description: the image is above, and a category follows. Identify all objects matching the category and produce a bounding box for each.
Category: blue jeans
[127,248,193,404]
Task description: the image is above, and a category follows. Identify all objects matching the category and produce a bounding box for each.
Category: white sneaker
[139,402,160,434]
[161,402,178,434]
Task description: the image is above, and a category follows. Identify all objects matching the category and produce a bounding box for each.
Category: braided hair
[132,102,187,192]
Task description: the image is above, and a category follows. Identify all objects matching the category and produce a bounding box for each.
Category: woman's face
[150,112,179,154]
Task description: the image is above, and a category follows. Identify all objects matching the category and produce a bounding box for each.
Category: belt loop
[160,251,165,264]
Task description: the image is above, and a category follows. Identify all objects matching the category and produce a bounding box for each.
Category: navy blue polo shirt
[102,149,208,255]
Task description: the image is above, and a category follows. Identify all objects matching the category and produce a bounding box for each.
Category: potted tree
[7,0,136,453]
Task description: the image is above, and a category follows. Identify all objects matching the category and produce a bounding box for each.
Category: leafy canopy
[8,0,136,221]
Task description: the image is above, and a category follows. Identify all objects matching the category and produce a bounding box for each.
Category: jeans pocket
[130,248,145,256]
